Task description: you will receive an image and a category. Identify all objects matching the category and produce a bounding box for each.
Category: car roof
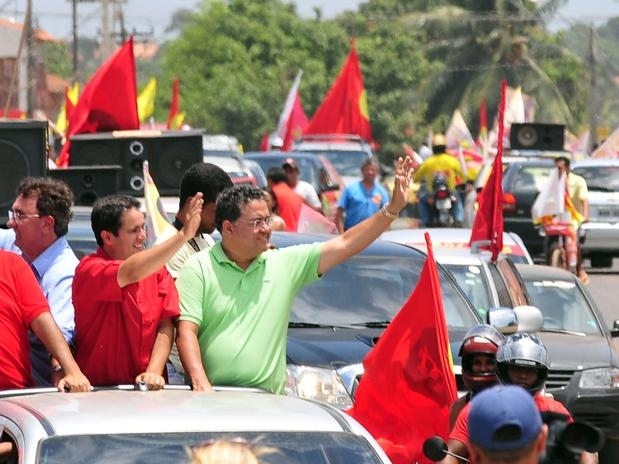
[380,228,533,263]
[573,158,619,167]
[0,390,359,436]
[514,262,579,281]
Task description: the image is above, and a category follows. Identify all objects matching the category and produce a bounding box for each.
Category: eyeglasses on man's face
[8,209,41,223]
[242,216,273,231]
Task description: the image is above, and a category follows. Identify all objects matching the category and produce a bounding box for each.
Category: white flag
[531,167,565,222]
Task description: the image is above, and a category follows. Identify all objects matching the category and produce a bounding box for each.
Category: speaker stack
[509,123,566,152]
[0,120,49,224]
[69,129,204,196]
[49,165,122,206]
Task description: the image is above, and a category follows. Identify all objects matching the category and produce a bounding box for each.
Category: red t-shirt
[272,182,304,232]
[451,391,572,446]
[0,251,50,389]
[73,249,180,386]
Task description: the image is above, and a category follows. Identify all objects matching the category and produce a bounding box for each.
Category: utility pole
[100,0,114,60]
[25,0,34,118]
[587,24,598,153]
[72,0,78,80]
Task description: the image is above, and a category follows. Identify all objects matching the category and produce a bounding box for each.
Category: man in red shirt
[266,167,304,232]
[73,194,202,389]
[0,250,90,392]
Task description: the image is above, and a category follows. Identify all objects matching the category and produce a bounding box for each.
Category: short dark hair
[266,167,287,184]
[215,185,265,232]
[16,177,74,237]
[179,162,233,208]
[91,195,141,247]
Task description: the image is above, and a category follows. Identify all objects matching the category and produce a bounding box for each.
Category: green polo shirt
[176,241,321,394]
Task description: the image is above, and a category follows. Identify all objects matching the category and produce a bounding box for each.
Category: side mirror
[486,307,519,335]
[513,305,544,333]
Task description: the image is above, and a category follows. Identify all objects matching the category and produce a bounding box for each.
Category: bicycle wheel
[548,243,566,269]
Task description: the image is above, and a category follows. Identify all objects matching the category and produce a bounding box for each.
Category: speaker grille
[0,120,48,224]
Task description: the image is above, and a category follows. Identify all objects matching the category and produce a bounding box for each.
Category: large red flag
[303,41,372,142]
[347,233,457,464]
[56,37,139,167]
[469,80,506,261]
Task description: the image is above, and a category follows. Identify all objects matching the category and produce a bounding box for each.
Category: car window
[493,259,529,307]
[522,279,603,335]
[444,264,493,321]
[317,151,370,177]
[247,157,318,188]
[38,431,384,464]
[291,255,478,330]
[509,165,553,193]
[573,165,619,193]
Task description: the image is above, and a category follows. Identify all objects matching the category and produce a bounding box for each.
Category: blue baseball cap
[469,385,542,452]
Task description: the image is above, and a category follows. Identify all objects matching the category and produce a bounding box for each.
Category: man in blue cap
[468,385,547,464]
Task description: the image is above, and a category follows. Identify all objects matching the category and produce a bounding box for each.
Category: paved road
[586,258,619,330]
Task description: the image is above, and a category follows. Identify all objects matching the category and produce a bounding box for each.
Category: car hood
[286,327,468,370]
[537,332,617,369]
[287,327,379,369]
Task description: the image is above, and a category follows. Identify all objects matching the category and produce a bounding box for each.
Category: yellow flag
[137,77,157,122]
[54,82,79,136]
[169,110,186,130]
[143,160,176,247]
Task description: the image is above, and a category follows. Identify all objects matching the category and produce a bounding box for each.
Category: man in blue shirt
[8,177,79,386]
[336,157,390,233]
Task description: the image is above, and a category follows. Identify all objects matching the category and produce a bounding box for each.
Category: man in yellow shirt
[413,134,465,226]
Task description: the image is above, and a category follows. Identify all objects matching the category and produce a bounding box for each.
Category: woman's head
[188,438,277,464]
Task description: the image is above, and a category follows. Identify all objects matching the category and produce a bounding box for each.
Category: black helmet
[496,332,550,395]
[459,325,505,394]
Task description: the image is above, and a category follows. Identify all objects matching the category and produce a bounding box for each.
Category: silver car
[0,388,391,464]
[572,158,619,268]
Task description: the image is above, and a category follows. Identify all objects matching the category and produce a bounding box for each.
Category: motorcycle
[427,174,457,227]
[539,218,582,274]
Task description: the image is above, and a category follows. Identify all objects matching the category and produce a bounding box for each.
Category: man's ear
[536,424,549,453]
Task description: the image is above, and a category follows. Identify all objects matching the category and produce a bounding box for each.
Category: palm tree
[399,0,583,133]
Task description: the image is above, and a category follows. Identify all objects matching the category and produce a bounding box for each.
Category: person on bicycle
[555,155,589,284]
[413,134,465,227]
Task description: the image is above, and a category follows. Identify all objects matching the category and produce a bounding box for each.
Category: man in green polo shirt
[175,156,413,393]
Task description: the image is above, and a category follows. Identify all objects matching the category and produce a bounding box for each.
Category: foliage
[44,0,618,159]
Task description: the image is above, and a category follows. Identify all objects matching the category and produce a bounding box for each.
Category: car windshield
[509,165,553,192]
[522,278,602,335]
[573,165,619,192]
[317,151,370,177]
[39,431,384,464]
[248,156,318,187]
[291,255,479,331]
[443,263,493,320]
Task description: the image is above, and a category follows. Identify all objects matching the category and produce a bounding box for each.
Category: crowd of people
[0,153,414,395]
[0,138,598,463]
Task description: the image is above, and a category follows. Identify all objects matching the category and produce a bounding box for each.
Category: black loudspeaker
[69,129,204,196]
[510,123,566,151]
[0,120,48,223]
[49,165,122,206]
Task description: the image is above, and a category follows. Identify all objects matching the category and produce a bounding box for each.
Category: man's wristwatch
[52,364,63,373]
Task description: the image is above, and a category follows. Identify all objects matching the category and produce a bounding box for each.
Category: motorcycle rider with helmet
[450,324,505,428]
[441,333,598,464]
[413,134,465,227]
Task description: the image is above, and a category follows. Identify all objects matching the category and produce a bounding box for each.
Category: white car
[380,227,534,264]
[572,159,619,268]
[0,387,391,464]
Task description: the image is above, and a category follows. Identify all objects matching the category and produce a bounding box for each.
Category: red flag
[347,233,457,464]
[167,78,185,129]
[469,81,506,261]
[56,37,139,167]
[282,95,309,151]
[303,41,372,142]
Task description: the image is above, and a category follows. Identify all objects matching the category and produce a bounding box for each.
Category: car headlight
[285,365,353,409]
[579,367,619,388]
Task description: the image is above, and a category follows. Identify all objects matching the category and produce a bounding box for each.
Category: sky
[0,0,618,41]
